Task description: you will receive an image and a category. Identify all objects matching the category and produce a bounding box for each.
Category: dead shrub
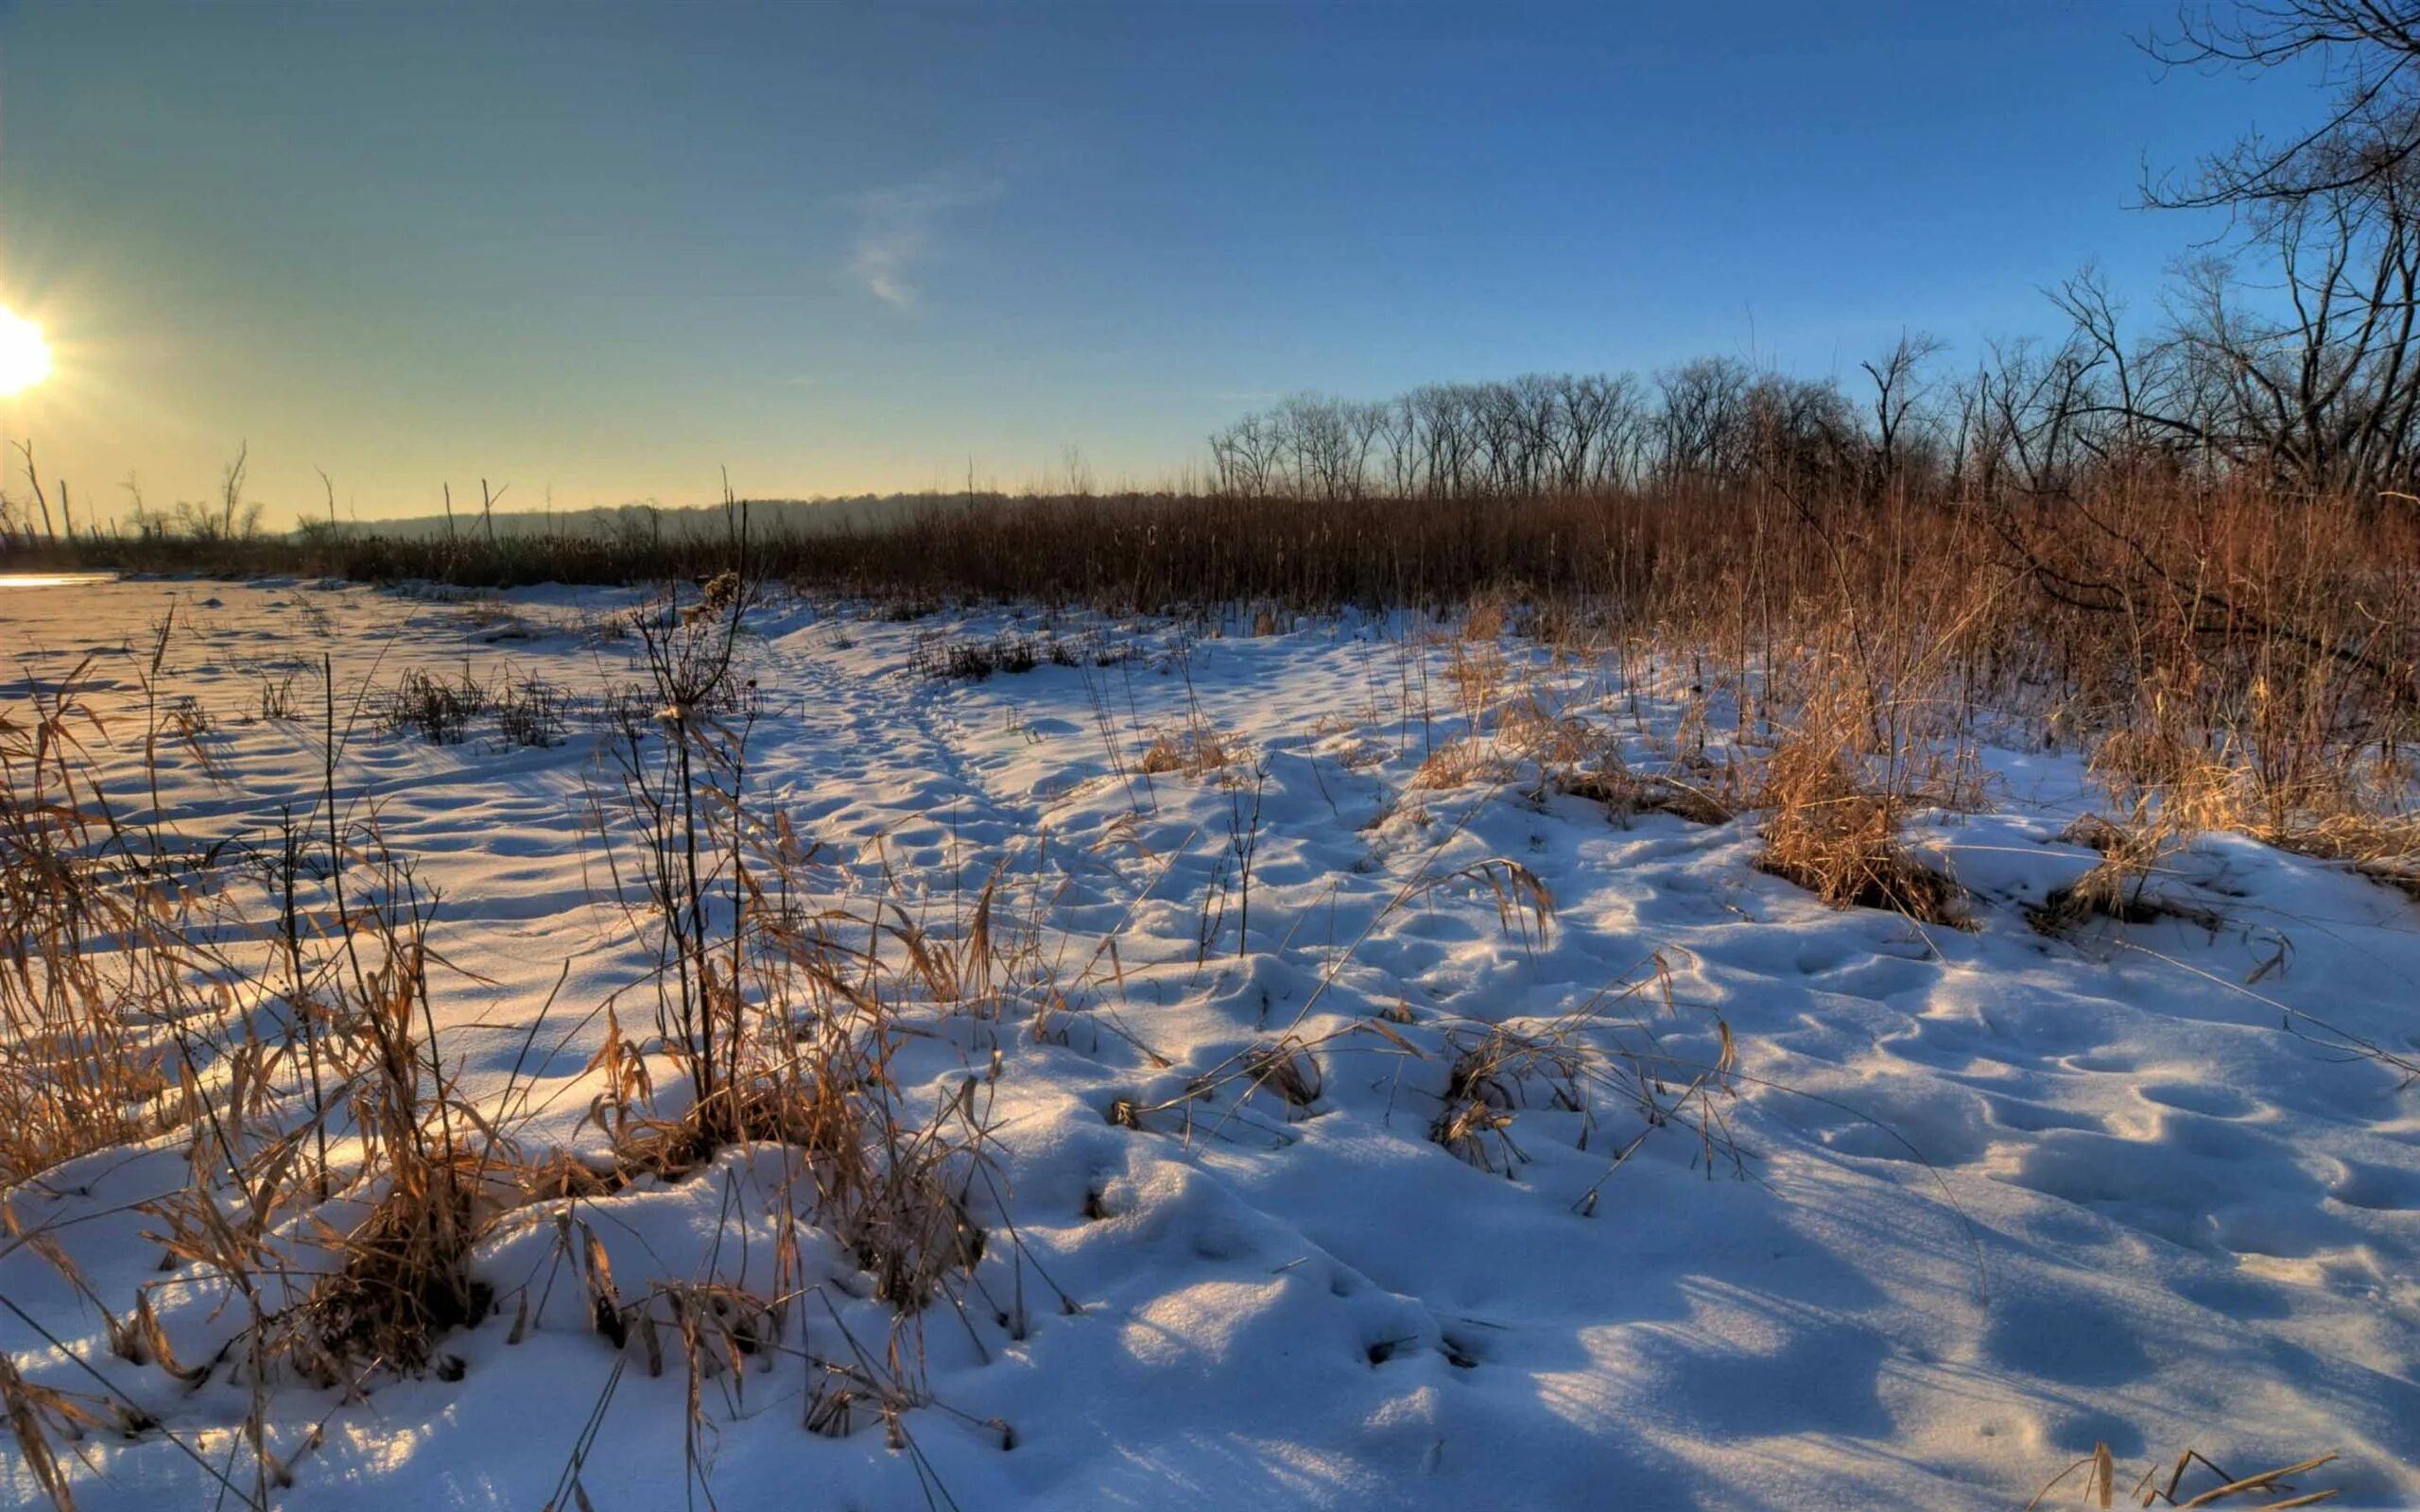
[1495,696,1596,767]
[680,569,744,627]
[1461,592,1512,642]
[2027,814,2221,935]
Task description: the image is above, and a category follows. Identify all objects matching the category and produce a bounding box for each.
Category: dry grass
[1430,1025,1582,1173]
[0,664,551,1502]
[1139,722,1236,778]
[1409,736,1510,791]
[0,666,214,1184]
[21,455,2420,865]
[1756,782,1965,924]
[4,465,2414,1502]
[1495,696,1599,767]
[0,584,1065,1509]
[2025,1440,2342,1509]
[384,665,491,744]
[2024,814,2223,936]
[1241,1040,1323,1115]
[1555,761,1738,825]
[1750,683,1971,928]
[1416,948,1745,1202]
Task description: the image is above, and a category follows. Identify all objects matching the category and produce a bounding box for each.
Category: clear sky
[0,1,2310,524]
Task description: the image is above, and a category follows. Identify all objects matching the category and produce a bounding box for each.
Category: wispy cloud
[844,171,1002,311]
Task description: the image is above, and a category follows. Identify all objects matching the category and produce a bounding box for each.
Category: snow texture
[2,577,2415,1509]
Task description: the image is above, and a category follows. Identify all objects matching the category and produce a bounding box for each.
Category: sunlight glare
[0,308,53,396]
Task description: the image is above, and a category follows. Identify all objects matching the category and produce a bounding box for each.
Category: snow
[3,576,2416,1509]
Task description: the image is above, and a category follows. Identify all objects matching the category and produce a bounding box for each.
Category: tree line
[1206,231,2420,505]
[1212,5,2420,505]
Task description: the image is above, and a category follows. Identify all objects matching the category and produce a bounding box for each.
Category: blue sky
[0,1,2308,522]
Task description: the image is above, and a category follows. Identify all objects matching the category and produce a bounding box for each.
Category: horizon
[0,2,2309,524]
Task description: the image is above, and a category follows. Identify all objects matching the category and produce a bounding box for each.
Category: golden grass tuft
[1140,722,1236,777]
[1752,691,1968,927]
[2026,814,2221,935]
[1409,736,1509,790]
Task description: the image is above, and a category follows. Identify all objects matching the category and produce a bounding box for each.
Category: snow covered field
[3,575,2417,1510]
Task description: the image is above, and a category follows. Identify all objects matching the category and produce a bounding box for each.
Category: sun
[0,308,52,396]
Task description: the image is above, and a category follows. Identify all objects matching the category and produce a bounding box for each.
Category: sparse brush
[33,460,2419,865]
[12,454,2419,1510]
[384,666,491,745]
[2083,695,2420,901]
[1,539,1047,1505]
[1495,696,1596,768]
[1556,759,1737,825]
[2273,809,2420,871]
[680,569,745,627]
[908,630,1043,681]
[1334,737,1387,771]
[254,669,301,722]
[1461,592,1512,642]
[1392,856,1555,945]
[1444,640,1508,720]
[297,874,493,1378]
[583,553,1052,1348]
[1043,627,1126,667]
[1756,774,1964,923]
[494,675,571,748]
[167,694,220,773]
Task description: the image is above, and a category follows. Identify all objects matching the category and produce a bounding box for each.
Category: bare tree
[1860,332,1948,490]
[2152,3,2420,214]
[220,443,251,538]
[1209,414,1274,498]
[1951,335,2110,498]
[2170,170,2420,489]
[1654,357,1754,482]
[14,439,53,541]
[1412,384,1482,497]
